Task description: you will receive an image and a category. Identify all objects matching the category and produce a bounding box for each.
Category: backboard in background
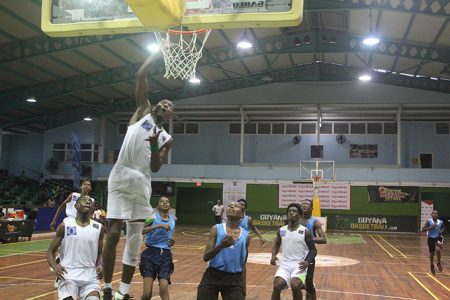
[299,160,335,183]
[42,0,303,37]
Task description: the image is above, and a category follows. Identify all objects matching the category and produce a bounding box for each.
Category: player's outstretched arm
[313,219,327,244]
[47,223,66,280]
[50,194,72,230]
[248,216,265,245]
[130,53,159,126]
[96,226,105,280]
[150,138,173,173]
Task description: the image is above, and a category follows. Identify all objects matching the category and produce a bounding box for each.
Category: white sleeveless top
[60,217,102,281]
[279,224,310,266]
[65,193,95,218]
[112,113,171,176]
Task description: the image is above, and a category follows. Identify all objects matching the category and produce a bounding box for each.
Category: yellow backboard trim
[41,0,303,37]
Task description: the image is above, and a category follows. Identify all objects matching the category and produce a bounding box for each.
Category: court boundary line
[0,258,47,270]
[376,235,407,258]
[426,272,450,292]
[407,272,439,300]
[0,275,53,282]
[369,234,394,258]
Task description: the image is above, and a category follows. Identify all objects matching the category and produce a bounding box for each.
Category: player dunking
[102,52,174,300]
[47,195,104,300]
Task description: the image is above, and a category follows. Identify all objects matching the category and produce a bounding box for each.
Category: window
[52,143,99,163]
[272,123,285,134]
[301,123,316,134]
[185,123,199,134]
[384,123,397,134]
[173,123,199,134]
[351,123,366,134]
[286,123,300,134]
[258,123,270,134]
[320,123,332,134]
[436,123,449,135]
[118,122,128,134]
[367,123,382,134]
[229,123,241,134]
[244,123,257,134]
[334,123,349,134]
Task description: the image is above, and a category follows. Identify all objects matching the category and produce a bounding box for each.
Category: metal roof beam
[305,0,450,17]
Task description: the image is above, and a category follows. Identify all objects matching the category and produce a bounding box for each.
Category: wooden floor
[1,227,449,300]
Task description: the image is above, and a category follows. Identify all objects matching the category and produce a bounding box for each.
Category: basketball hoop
[312,175,322,186]
[154,27,211,80]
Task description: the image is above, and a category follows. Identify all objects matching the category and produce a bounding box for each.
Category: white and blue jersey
[239,215,249,231]
[209,223,248,273]
[427,218,443,238]
[144,212,175,250]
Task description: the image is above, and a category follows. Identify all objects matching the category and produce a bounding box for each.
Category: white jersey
[65,193,95,218]
[60,217,102,281]
[279,224,310,267]
[109,113,171,183]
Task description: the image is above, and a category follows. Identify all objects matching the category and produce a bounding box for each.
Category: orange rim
[312,176,321,183]
[167,28,208,35]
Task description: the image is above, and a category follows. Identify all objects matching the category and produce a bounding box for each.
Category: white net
[154,28,211,80]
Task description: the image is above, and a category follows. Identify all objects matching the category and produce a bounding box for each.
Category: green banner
[248,212,287,228]
[327,215,417,232]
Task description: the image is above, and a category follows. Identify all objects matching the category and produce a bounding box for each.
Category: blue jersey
[144,212,175,250]
[304,217,318,238]
[427,218,443,238]
[239,215,249,231]
[209,224,248,273]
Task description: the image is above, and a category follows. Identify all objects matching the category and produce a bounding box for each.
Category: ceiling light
[358,74,372,82]
[189,77,201,84]
[237,30,253,50]
[261,74,273,82]
[294,37,301,46]
[147,43,160,52]
[26,97,37,103]
[303,35,311,45]
[362,36,380,46]
[84,117,93,121]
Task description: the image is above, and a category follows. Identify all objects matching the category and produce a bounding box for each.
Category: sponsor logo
[141,120,153,132]
[280,229,286,237]
[67,226,77,236]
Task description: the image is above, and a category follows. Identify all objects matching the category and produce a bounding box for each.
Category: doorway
[419,153,433,168]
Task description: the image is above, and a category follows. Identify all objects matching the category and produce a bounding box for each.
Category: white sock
[119,282,130,295]
[104,282,112,289]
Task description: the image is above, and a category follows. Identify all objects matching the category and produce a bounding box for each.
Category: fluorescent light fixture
[358,74,372,81]
[362,36,379,46]
[237,40,252,49]
[26,97,37,103]
[83,117,93,121]
[189,77,201,84]
[147,43,160,52]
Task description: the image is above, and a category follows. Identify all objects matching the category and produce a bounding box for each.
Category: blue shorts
[139,246,174,281]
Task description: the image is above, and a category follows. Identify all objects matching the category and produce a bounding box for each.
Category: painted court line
[376,235,407,258]
[369,235,394,258]
[0,275,53,282]
[407,272,439,300]
[0,258,47,270]
[426,272,450,293]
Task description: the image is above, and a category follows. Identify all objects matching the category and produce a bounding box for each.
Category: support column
[397,106,401,166]
[99,117,106,163]
[240,107,244,164]
[168,118,173,165]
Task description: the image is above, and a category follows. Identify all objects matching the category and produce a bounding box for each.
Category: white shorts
[58,279,100,300]
[275,262,307,289]
[107,165,154,220]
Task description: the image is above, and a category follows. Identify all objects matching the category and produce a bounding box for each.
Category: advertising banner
[368,186,419,203]
[279,183,350,210]
[327,215,417,232]
[420,200,433,231]
[350,144,377,158]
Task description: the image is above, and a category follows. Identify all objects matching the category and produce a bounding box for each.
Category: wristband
[150,143,159,153]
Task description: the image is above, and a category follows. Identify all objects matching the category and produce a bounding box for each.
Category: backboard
[42,0,303,37]
[299,160,335,183]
